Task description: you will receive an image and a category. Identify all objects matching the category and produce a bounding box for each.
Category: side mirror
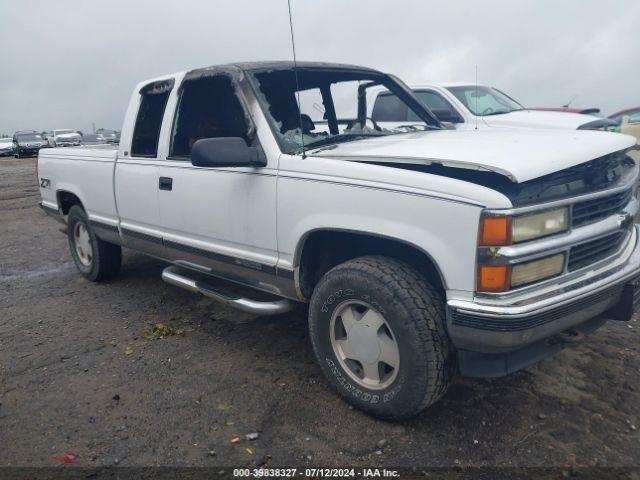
[191,137,265,168]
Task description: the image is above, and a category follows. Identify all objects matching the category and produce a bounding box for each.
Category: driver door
[157,73,279,290]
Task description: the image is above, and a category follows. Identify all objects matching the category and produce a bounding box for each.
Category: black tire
[15,150,21,159]
[67,205,121,281]
[308,255,454,420]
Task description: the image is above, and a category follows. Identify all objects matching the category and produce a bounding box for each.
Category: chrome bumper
[447,224,640,353]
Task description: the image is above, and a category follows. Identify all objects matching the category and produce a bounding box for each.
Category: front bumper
[17,148,41,156]
[447,225,640,367]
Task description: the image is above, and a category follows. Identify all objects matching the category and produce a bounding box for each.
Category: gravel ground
[1,156,639,473]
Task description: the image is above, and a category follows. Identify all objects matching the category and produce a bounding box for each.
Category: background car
[95,128,120,143]
[0,137,15,156]
[81,133,107,145]
[12,131,47,158]
[370,83,618,131]
[609,107,640,163]
[40,132,54,148]
[609,106,640,140]
[49,129,82,147]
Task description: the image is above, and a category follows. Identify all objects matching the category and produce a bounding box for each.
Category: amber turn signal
[478,265,511,293]
[479,216,512,246]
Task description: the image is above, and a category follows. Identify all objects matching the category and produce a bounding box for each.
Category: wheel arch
[56,189,85,215]
[294,228,447,300]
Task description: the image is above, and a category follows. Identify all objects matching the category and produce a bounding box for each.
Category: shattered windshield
[250,68,440,154]
[446,86,524,116]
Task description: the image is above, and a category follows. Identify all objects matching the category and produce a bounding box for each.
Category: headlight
[477,254,565,292]
[479,207,569,246]
[510,254,565,287]
[477,208,570,293]
[512,208,568,243]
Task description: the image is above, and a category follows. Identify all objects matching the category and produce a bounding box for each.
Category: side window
[371,94,409,122]
[170,75,251,158]
[131,80,173,157]
[628,111,640,124]
[412,91,463,123]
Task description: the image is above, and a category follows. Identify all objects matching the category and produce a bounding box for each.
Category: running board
[161,265,295,315]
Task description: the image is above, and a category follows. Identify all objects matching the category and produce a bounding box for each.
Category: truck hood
[481,109,599,130]
[310,129,637,183]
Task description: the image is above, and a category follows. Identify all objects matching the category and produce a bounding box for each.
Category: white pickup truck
[48,129,82,147]
[370,83,618,131]
[38,61,640,419]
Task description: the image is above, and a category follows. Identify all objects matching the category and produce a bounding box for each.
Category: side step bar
[161,265,295,316]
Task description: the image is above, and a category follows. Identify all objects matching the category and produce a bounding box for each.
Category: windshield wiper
[304,133,385,151]
[482,110,511,116]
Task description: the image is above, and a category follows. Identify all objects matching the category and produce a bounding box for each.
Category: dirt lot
[1,157,639,473]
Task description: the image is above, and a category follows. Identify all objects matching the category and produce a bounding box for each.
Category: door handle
[159,177,173,191]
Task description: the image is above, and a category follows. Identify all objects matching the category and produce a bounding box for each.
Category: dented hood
[310,128,637,183]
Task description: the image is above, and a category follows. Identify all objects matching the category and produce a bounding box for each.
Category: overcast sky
[1,0,638,135]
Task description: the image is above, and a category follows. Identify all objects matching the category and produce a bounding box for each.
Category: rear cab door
[115,77,175,257]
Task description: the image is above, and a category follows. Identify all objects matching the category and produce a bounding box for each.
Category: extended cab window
[131,80,173,157]
[170,75,251,158]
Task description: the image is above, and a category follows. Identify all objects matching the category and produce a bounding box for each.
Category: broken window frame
[130,79,174,158]
[245,66,442,155]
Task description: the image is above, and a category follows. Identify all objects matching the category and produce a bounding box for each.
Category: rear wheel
[308,256,454,420]
[67,205,121,281]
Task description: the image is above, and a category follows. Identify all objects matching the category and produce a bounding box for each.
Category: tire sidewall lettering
[321,288,354,313]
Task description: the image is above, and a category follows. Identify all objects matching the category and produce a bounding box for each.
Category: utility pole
[92,122,95,133]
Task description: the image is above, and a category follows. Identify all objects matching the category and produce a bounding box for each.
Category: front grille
[567,230,628,271]
[572,188,632,227]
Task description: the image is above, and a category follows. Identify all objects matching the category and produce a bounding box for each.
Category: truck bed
[38,146,119,227]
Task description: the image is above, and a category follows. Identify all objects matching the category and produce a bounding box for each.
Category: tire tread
[309,255,454,420]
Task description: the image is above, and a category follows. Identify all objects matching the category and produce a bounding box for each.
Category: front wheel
[308,256,454,420]
[67,205,122,281]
